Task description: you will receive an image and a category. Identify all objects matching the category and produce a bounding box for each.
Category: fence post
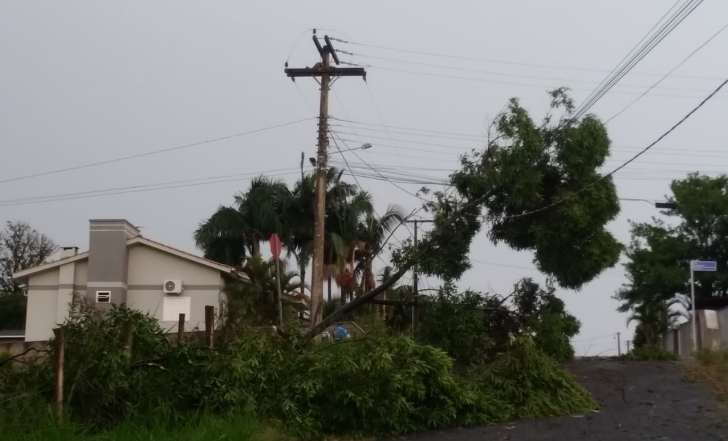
[205,305,215,349]
[123,321,134,355]
[52,326,65,422]
[177,313,185,343]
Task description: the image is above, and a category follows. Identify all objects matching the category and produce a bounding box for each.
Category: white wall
[25,270,59,342]
[126,245,222,333]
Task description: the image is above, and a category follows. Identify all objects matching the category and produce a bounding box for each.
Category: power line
[328,124,484,143]
[504,76,728,220]
[331,117,485,139]
[333,131,479,150]
[0,168,302,207]
[352,63,723,101]
[330,131,439,197]
[339,49,722,94]
[605,19,728,123]
[0,118,314,185]
[329,36,723,81]
[572,0,703,120]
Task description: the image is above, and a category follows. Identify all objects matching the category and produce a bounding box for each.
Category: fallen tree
[312,89,622,337]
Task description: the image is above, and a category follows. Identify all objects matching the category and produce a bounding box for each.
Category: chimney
[60,247,79,259]
[86,219,140,307]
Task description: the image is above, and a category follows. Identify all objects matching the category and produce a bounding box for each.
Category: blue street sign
[692,260,717,272]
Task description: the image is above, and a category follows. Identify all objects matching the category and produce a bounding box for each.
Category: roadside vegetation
[685,350,728,404]
[2,91,622,439]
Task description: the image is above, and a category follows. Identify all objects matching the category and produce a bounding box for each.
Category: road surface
[397,359,726,440]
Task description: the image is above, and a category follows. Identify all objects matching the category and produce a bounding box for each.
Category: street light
[655,201,678,209]
[335,143,372,153]
[620,198,677,209]
[310,143,372,167]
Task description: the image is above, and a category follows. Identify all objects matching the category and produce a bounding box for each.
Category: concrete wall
[697,309,722,351]
[662,306,728,357]
[677,321,692,357]
[126,245,222,333]
[0,340,48,359]
[717,307,728,349]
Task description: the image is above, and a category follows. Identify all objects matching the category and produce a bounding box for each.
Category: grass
[685,349,728,404]
[0,400,287,441]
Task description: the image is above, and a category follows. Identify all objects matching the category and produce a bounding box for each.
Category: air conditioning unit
[163,279,183,295]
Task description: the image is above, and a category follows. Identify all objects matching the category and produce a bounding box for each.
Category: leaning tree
[312,88,622,337]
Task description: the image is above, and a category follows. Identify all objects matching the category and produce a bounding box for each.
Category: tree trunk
[299,258,306,297]
[328,277,332,302]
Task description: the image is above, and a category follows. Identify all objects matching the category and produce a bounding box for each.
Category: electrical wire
[328,124,484,143]
[331,117,485,139]
[572,0,703,120]
[329,36,723,81]
[0,118,314,185]
[0,168,302,207]
[605,19,728,123]
[338,50,722,94]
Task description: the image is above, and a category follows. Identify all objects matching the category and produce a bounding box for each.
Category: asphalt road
[395,360,726,441]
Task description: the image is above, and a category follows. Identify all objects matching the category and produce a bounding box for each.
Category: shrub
[0,301,597,439]
[417,279,580,364]
[621,345,678,362]
[467,337,597,420]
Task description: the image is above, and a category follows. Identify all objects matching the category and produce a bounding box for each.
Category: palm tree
[194,177,292,266]
[328,190,374,303]
[288,167,359,301]
[627,297,685,348]
[223,254,309,328]
[355,205,406,293]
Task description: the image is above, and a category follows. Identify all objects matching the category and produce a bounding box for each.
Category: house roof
[13,235,248,283]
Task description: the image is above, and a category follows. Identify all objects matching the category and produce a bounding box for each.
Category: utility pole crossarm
[284,67,367,78]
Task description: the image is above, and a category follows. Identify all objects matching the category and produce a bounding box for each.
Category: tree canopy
[0,221,57,330]
[615,173,728,345]
[397,89,621,289]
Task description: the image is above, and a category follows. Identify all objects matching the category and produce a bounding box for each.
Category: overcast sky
[2,1,727,355]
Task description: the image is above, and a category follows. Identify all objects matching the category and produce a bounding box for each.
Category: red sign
[269,234,282,258]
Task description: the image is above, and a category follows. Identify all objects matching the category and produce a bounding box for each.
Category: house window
[96,291,111,303]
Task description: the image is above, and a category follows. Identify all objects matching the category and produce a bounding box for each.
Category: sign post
[270,234,284,328]
[690,260,717,353]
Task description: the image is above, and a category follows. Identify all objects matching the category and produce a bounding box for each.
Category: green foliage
[620,345,678,362]
[223,255,305,328]
[417,283,495,364]
[615,174,728,345]
[418,278,580,364]
[466,337,597,420]
[311,336,492,436]
[409,89,621,289]
[0,221,57,329]
[0,398,275,441]
[616,173,728,311]
[53,298,171,424]
[0,291,27,330]
[1,302,597,439]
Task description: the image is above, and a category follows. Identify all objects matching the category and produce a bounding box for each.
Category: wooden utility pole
[404,219,433,332]
[285,31,366,331]
[617,332,622,356]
